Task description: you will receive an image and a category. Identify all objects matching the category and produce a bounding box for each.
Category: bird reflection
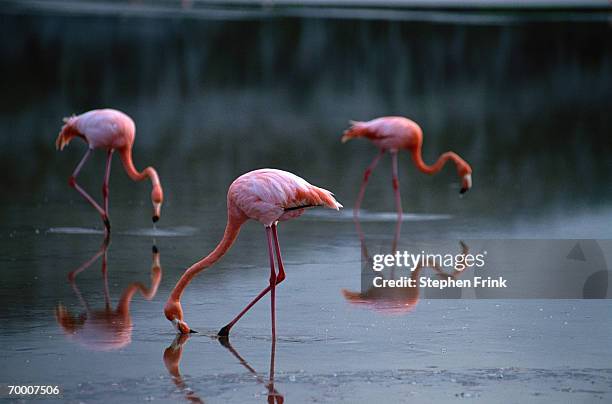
[163,334,204,403]
[55,236,162,351]
[343,215,471,313]
[220,337,283,404]
[163,336,283,403]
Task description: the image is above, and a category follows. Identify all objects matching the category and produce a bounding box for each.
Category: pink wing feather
[229,169,342,226]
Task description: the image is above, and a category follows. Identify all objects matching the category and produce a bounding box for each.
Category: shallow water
[1,2,612,403]
[2,228,612,402]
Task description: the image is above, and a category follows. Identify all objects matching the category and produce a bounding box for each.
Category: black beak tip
[460,187,468,194]
[152,245,159,254]
[152,215,160,223]
[189,329,198,334]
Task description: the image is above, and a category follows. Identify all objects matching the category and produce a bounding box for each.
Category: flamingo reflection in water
[55,237,162,351]
[344,215,472,314]
[163,334,204,404]
[164,335,283,403]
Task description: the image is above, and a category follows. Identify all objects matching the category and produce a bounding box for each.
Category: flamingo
[56,109,164,232]
[341,117,473,227]
[164,168,342,338]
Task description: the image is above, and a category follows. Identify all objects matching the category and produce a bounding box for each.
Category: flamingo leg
[271,224,286,284]
[69,148,107,228]
[391,151,403,251]
[218,225,285,338]
[354,149,384,218]
[267,227,278,340]
[269,224,284,401]
[102,149,114,232]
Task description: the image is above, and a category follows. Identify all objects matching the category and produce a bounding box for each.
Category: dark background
[1,10,611,218]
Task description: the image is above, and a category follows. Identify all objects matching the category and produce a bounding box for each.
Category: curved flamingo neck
[410,143,462,175]
[169,214,246,302]
[119,147,161,187]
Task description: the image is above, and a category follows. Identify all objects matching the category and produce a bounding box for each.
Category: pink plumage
[164,168,342,336]
[229,168,342,227]
[56,109,134,151]
[342,116,422,151]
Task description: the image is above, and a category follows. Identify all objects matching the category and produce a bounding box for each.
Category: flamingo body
[165,168,341,336]
[342,116,421,151]
[230,169,342,226]
[57,109,134,151]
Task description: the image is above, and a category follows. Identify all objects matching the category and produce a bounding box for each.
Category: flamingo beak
[56,135,67,151]
[172,318,196,334]
[152,202,161,223]
[341,134,351,143]
[460,174,472,194]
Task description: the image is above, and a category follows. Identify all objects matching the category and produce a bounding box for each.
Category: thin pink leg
[354,149,385,218]
[266,227,277,340]
[271,224,286,283]
[218,225,284,337]
[102,149,114,232]
[69,148,107,228]
[391,151,402,251]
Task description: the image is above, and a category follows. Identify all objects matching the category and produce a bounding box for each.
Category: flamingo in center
[341,117,473,226]
[164,168,342,338]
[56,108,164,232]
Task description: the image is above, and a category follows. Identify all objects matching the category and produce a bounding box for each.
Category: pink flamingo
[341,117,473,224]
[56,109,164,231]
[164,168,342,338]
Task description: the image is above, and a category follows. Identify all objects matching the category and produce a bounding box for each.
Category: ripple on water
[47,227,105,235]
[303,209,452,222]
[46,226,198,237]
[121,226,198,237]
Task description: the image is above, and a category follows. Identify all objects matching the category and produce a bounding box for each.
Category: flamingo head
[340,133,352,143]
[56,115,81,151]
[164,300,194,334]
[341,120,365,143]
[458,165,473,194]
[151,185,164,223]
